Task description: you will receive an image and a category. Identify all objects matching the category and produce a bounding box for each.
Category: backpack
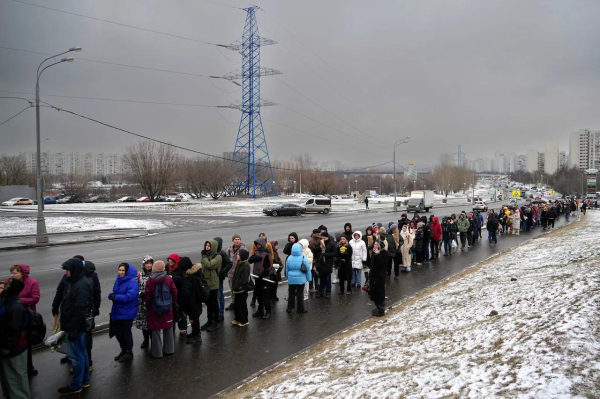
[26,309,46,346]
[152,282,172,315]
[197,271,211,305]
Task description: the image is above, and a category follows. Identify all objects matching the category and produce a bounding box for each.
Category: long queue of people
[0,199,585,397]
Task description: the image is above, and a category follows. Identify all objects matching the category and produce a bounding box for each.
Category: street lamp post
[393,137,410,212]
[35,47,81,244]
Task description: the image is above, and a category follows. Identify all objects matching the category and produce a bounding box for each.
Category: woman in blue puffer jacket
[286,243,312,314]
[108,263,138,362]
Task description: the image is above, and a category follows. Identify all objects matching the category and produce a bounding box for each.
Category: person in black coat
[58,258,92,395]
[214,237,233,321]
[369,240,388,317]
[342,223,353,243]
[180,259,204,344]
[316,232,336,299]
[83,261,100,371]
[486,214,499,246]
[335,236,353,295]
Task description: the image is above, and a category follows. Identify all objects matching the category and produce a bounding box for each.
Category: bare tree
[61,174,90,202]
[182,157,205,196]
[123,142,178,201]
[201,158,234,199]
[303,170,340,195]
[0,156,32,186]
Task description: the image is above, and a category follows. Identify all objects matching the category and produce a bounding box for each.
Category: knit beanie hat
[318,225,328,231]
[321,231,329,238]
[239,249,249,262]
[152,260,166,273]
[376,222,383,228]
[232,234,241,241]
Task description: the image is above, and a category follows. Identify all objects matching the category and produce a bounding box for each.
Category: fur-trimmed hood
[187,263,203,275]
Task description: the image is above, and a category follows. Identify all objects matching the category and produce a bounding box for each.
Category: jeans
[67,332,90,391]
[443,239,452,254]
[112,319,133,350]
[565,213,570,221]
[218,279,225,316]
[287,284,305,312]
[351,269,362,285]
[488,230,497,244]
[318,271,331,294]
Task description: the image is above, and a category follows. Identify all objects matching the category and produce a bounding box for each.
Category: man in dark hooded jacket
[83,261,100,371]
[342,223,353,242]
[215,237,233,321]
[316,232,336,299]
[248,237,272,319]
[58,257,92,395]
[0,278,30,399]
[180,257,203,344]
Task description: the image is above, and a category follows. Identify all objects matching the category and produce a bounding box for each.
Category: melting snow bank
[229,213,600,399]
[0,216,169,236]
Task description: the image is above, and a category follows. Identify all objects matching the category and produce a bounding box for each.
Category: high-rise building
[538,153,545,173]
[559,151,566,169]
[494,152,517,174]
[526,150,539,173]
[19,152,122,176]
[569,129,600,171]
[517,155,526,171]
[544,141,559,174]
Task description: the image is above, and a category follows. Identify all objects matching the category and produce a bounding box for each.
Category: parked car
[44,197,57,204]
[473,200,488,212]
[136,197,150,202]
[57,196,71,204]
[116,196,137,203]
[263,203,306,217]
[1,198,34,206]
[86,195,109,203]
[165,195,179,202]
[177,194,190,202]
[303,198,332,214]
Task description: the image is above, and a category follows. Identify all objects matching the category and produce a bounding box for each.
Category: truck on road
[406,190,434,213]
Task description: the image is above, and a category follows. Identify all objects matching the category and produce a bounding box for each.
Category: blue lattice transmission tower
[222,6,280,197]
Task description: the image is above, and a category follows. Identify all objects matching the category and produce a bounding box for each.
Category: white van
[304,198,332,214]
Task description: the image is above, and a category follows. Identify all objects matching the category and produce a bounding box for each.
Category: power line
[10,0,225,46]
[39,100,391,173]
[274,76,381,143]
[199,0,244,10]
[0,106,32,126]
[0,96,33,105]
[0,46,237,84]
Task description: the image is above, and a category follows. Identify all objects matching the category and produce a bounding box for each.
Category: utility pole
[393,137,410,212]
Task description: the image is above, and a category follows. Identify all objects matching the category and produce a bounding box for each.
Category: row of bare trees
[0,156,33,186]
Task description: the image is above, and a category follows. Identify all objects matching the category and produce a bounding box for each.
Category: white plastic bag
[44,331,66,352]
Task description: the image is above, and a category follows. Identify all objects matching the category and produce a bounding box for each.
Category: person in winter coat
[420,216,431,262]
[0,278,30,399]
[342,223,353,242]
[226,235,246,311]
[201,240,222,331]
[249,234,273,307]
[316,232,336,299]
[400,224,414,271]
[472,212,481,245]
[457,214,469,250]
[248,237,272,319]
[270,240,283,301]
[487,214,500,246]
[540,205,548,230]
[9,264,40,377]
[298,239,313,301]
[441,217,453,256]
[335,236,353,294]
[350,231,367,289]
[108,263,138,363]
[430,216,442,260]
[180,259,204,343]
[145,260,178,358]
[282,232,299,260]
[58,258,92,395]
[285,244,312,313]
[167,253,188,335]
[82,260,100,373]
[136,255,153,349]
[547,206,557,229]
[413,223,425,265]
[308,229,322,292]
[386,224,401,279]
[214,237,233,321]
[369,240,388,317]
[231,249,251,326]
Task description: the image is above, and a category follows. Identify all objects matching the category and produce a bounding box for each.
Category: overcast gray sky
[1,0,600,168]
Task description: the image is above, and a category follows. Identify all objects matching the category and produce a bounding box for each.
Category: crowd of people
[0,197,590,397]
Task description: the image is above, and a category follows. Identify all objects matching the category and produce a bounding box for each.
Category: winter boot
[200,321,212,331]
[118,350,134,362]
[114,349,127,361]
[262,312,271,320]
[186,334,202,344]
[252,310,264,318]
[207,323,220,332]
[315,290,323,298]
[250,297,256,307]
[140,339,149,349]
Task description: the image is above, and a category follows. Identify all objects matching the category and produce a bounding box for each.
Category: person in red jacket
[10,264,40,377]
[145,260,178,359]
[429,216,443,261]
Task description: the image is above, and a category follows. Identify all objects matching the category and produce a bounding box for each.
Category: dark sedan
[263,203,306,217]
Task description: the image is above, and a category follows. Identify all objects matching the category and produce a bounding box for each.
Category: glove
[108,293,114,301]
[93,309,100,317]
[67,332,77,342]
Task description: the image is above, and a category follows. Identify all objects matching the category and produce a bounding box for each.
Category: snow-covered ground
[0,195,469,216]
[228,213,600,398]
[0,216,170,236]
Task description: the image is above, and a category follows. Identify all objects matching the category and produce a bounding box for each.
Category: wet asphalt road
[23,206,568,398]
